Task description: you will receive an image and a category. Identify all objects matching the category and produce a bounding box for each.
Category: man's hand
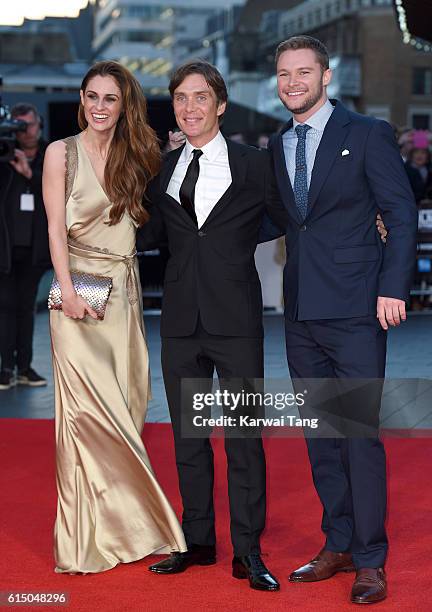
[376,213,387,243]
[167,130,186,152]
[10,149,32,179]
[377,296,406,330]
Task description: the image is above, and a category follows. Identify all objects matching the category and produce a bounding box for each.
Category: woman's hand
[61,291,99,320]
[376,213,387,243]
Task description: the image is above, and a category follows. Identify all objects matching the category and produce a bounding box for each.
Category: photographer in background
[0,103,50,390]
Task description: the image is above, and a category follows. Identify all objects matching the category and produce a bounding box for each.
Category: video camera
[0,77,27,162]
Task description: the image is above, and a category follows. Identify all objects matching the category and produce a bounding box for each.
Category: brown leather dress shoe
[289,548,355,582]
[351,568,387,604]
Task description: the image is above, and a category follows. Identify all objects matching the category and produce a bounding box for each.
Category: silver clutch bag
[48,270,113,320]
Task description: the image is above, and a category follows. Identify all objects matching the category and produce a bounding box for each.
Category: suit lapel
[160,143,199,226]
[160,144,184,192]
[273,121,303,224]
[201,138,248,228]
[306,101,350,217]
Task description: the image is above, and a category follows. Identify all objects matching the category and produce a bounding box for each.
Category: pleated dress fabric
[50,134,186,574]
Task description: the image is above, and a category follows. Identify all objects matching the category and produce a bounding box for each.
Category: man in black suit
[261,36,417,604]
[137,60,285,591]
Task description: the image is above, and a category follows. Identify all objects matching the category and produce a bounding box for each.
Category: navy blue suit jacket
[262,100,418,321]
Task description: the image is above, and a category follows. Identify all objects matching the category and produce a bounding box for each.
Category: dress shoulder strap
[62,135,78,203]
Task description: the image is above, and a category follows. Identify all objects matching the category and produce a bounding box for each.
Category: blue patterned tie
[294,124,311,220]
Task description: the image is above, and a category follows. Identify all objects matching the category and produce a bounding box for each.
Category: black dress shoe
[148,544,216,574]
[232,554,280,591]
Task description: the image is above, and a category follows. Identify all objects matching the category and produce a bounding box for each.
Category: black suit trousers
[285,315,388,569]
[161,321,266,556]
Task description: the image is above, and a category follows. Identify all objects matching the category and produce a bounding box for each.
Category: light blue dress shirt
[283,99,334,189]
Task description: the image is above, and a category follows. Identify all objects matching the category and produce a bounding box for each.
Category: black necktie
[179,149,203,223]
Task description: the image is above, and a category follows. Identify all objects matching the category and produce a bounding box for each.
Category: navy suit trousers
[285,315,388,568]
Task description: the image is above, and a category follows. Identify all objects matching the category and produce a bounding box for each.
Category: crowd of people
[398,128,432,204]
[397,128,432,310]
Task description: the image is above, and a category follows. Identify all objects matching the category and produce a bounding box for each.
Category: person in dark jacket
[404,147,432,205]
[0,103,50,389]
[138,60,285,591]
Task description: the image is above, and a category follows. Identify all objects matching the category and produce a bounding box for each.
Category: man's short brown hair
[11,102,39,120]
[275,35,329,72]
[169,59,228,107]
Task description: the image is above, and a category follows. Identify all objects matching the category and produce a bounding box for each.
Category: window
[126,6,164,19]
[412,114,430,130]
[408,106,432,129]
[366,105,390,121]
[413,68,432,95]
[33,44,45,62]
[123,31,163,43]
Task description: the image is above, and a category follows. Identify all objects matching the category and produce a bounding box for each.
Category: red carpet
[0,420,431,612]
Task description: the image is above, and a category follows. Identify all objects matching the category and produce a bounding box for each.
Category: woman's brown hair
[78,61,160,226]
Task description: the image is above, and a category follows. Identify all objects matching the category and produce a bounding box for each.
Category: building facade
[226,0,432,127]
[92,0,245,94]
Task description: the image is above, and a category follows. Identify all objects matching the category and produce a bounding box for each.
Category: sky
[0,1,91,25]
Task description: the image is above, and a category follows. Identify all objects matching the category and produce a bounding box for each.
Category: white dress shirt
[166,131,232,228]
[282,98,334,189]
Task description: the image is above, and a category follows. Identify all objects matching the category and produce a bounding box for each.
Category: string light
[394,0,431,52]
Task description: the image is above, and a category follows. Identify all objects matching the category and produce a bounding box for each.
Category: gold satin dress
[50,134,186,574]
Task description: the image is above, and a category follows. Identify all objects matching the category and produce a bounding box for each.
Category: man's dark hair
[11,102,40,120]
[275,35,329,72]
[169,59,228,108]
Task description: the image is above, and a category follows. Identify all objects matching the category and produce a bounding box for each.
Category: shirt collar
[183,130,227,162]
[293,98,334,132]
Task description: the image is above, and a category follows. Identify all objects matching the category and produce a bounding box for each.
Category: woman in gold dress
[42,61,186,574]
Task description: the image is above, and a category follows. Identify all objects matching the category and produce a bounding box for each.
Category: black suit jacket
[261,100,418,321]
[0,141,51,274]
[137,138,286,337]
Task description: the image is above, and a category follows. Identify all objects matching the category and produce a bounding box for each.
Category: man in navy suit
[263,36,417,604]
